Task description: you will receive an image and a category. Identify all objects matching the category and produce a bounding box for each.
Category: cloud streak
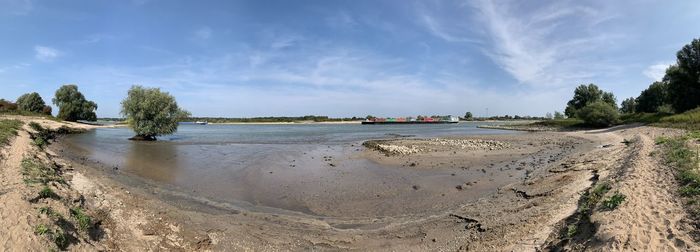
[34,46,62,62]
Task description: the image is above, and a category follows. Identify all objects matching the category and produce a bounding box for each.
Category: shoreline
[2,115,699,250]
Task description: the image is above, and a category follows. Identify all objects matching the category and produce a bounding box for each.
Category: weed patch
[0,119,23,147]
[601,192,626,210]
[70,207,93,231]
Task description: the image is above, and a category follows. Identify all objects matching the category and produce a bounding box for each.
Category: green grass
[0,119,23,147]
[35,224,50,235]
[601,192,626,210]
[654,108,700,130]
[21,158,64,185]
[529,118,585,128]
[37,186,60,199]
[620,112,670,124]
[34,224,68,249]
[70,207,92,231]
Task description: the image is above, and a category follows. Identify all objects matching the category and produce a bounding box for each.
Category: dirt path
[0,124,46,250]
[587,128,699,251]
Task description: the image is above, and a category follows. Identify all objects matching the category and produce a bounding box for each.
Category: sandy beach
[1,115,698,251]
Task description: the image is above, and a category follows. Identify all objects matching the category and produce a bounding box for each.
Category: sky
[1,0,699,118]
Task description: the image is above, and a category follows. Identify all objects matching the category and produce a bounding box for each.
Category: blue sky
[1,0,699,118]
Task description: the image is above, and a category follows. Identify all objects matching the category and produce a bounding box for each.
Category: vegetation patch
[37,186,60,200]
[659,132,700,217]
[70,207,93,232]
[601,192,626,210]
[21,157,65,185]
[0,119,23,147]
[655,108,700,130]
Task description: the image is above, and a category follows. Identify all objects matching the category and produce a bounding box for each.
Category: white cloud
[34,46,62,62]
[643,62,672,81]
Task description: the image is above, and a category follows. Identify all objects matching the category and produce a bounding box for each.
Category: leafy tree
[635,81,669,113]
[52,85,97,121]
[545,112,553,119]
[120,85,190,140]
[576,101,619,127]
[16,92,48,114]
[464,111,473,120]
[620,97,636,114]
[666,38,700,112]
[564,84,617,117]
[553,111,565,119]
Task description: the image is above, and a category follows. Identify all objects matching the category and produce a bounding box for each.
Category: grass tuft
[601,192,626,210]
[0,119,23,147]
[70,207,92,231]
[37,186,60,200]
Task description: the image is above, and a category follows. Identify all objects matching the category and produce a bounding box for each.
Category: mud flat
[4,116,699,250]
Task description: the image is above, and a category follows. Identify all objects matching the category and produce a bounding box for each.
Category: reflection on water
[125,142,181,184]
[62,123,519,217]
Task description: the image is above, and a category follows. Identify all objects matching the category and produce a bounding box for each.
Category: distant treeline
[466,115,548,121]
[186,116,362,123]
[98,115,364,123]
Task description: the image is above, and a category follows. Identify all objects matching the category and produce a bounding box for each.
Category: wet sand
[5,115,699,251]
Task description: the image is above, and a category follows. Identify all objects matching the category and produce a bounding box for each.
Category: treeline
[183,115,362,123]
[558,37,700,127]
[0,85,97,122]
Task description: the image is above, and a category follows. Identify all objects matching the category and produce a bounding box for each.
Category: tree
[665,38,700,112]
[620,97,636,114]
[120,85,190,141]
[53,84,98,121]
[554,111,565,119]
[464,112,473,120]
[545,112,553,119]
[16,92,48,114]
[635,81,669,113]
[576,101,619,127]
[564,84,617,117]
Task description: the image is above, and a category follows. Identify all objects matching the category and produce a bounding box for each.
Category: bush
[576,101,620,127]
[0,99,18,112]
[16,92,48,114]
[120,85,190,140]
[52,84,98,122]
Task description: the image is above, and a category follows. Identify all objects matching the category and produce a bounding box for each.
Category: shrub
[120,85,190,140]
[0,99,18,112]
[576,101,620,127]
[52,84,98,122]
[16,92,48,114]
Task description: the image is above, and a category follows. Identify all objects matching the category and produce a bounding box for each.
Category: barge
[362,115,459,124]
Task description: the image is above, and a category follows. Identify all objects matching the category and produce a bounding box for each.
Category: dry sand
[1,115,699,251]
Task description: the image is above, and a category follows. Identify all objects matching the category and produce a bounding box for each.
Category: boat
[194,121,208,125]
[361,116,458,124]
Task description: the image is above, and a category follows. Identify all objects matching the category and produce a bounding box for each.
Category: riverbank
[1,115,698,250]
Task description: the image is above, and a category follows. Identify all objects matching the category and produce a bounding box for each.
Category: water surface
[63,122,518,217]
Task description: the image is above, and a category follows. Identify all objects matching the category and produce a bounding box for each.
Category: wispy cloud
[0,0,33,15]
[469,0,621,87]
[192,26,212,41]
[34,46,62,62]
[643,62,672,81]
[420,14,481,44]
[326,11,358,29]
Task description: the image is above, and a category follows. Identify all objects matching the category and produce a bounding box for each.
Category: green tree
[620,97,636,114]
[665,38,700,112]
[635,81,669,113]
[120,85,190,140]
[553,111,565,119]
[16,92,48,114]
[52,85,97,121]
[564,84,617,117]
[0,99,18,112]
[577,101,619,127]
[464,111,473,120]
